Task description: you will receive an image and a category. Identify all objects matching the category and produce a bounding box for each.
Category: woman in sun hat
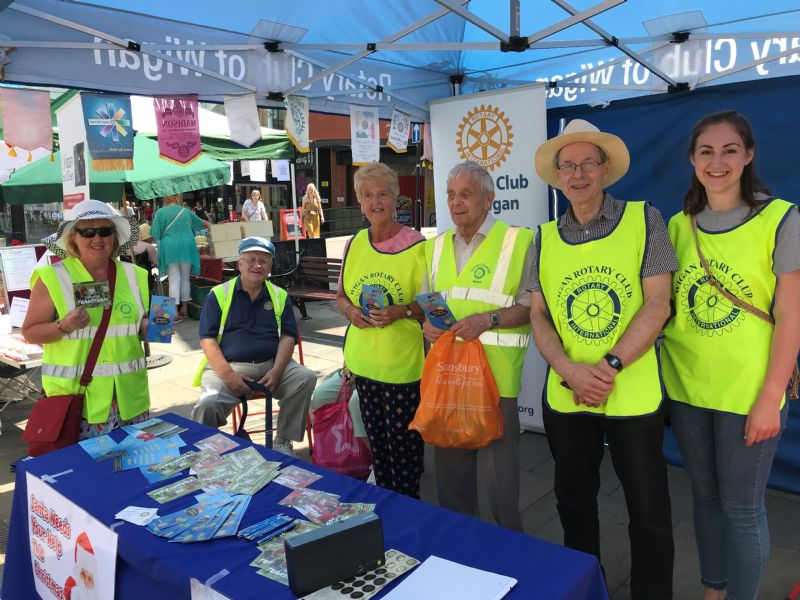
[22,199,151,439]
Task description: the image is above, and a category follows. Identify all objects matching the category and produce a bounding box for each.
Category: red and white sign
[27,473,118,600]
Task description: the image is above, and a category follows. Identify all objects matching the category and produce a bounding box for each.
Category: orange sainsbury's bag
[409,331,502,449]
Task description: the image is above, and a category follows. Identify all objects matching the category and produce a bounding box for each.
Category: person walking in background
[336,162,426,498]
[530,120,676,598]
[662,111,800,600]
[151,193,209,321]
[242,189,268,222]
[302,183,325,238]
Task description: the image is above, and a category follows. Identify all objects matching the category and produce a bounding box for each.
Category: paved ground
[1,234,798,598]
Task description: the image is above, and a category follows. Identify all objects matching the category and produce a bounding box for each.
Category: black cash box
[285,513,385,597]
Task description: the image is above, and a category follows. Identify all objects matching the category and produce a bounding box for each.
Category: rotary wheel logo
[681,272,743,336]
[456,104,513,172]
[559,277,626,345]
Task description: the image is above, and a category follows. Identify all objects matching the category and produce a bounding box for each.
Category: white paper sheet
[1,246,38,291]
[9,296,29,328]
[381,555,517,600]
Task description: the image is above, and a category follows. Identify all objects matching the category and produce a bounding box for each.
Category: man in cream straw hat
[529,119,677,598]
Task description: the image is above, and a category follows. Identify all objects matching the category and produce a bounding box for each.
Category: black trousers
[355,377,425,499]
[543,401,674,600]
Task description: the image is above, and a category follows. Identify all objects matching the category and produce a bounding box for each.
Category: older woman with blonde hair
[151,193,209,321]
[336,162,426,497]
[302,183,325,238]
[23,200,151,439]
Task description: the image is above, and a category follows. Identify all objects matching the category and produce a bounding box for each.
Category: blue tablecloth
[4,414,608,599]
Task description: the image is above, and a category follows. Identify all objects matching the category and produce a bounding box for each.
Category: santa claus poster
[27,473,118,600]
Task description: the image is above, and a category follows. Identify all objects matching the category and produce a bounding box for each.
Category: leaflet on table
[147,476,204,503]
[146,491,251,542]
[146,295,176,343]
[113,446,180,472]
[115,506,159,525]
[128,418,188,438]
[415,292,457,330]
[273,465,322,489]
[359,284,384,316]
[194,433,240,454]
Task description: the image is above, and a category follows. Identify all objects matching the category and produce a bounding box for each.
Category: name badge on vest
[264,301,273,311]
[73,281,111,309]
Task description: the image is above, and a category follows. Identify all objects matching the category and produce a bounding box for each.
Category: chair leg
[305,410,313,455]
[297,299,311,320]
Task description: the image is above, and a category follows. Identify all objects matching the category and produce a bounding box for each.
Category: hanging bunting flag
[55,95,90,217]
[422,122,433,169]
[80,93,134,172]
[0,88,52,157]
[224,93,261,148]
[153,94,201,164]
[350,105,379,166]
[284,95,309,153]
[386,109,411,153]
[271,159,290,182]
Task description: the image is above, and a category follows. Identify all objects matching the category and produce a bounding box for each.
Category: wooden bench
[274,254,342,320]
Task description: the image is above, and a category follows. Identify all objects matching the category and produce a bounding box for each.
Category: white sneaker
[272,439,294,456]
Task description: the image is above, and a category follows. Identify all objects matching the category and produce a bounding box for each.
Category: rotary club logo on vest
[470,262,491,285]
[347,272,406,306]
[557,266,632,345]
[456,104,513,172]
[676,261,752,336]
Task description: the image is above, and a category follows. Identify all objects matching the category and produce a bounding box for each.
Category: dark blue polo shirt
[198,278,298,362]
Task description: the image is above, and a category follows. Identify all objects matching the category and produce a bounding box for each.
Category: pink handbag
[312,378,372,480]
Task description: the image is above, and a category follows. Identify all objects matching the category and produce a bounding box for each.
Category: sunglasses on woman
[74,227,115,238]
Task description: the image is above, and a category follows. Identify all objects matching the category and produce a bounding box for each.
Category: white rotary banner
[429,83,549,431]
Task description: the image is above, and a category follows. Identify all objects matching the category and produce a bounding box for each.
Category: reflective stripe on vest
[51,260,144,325]
[42,357,147,379]
[35,257,150,423]
[426,221,532,397]
[662,199,793,415]
[478,331,530,347]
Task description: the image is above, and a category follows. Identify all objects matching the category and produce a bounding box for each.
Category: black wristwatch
[489,311,501,329]
[604,353,623,372]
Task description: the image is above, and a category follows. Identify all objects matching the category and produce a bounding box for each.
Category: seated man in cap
[191,236,316,455]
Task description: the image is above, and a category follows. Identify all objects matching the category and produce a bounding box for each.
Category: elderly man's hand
[450,313,490,342]
[422,319,445,343]
[222,370,253,397]
[259,366,284,392]
[562,363,614,406]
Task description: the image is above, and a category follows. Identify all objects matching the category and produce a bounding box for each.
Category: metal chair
[230,328,313,453]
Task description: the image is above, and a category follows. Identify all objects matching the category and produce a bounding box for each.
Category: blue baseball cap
[238,236,275,256]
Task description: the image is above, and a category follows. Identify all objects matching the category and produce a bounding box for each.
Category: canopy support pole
[551,0,681,89]
[435,0,510,43]
[510,0,521,37]
[8,3,256,91]
[283,0,469,96]
[526,0,625,45]
[290,162,300,262]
